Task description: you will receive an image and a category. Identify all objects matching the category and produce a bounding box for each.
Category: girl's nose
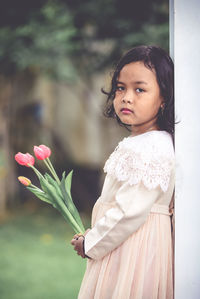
[122,96,133,104]
[121,90,133,104]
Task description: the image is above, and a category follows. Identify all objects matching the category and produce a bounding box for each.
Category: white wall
[171,0,200,298]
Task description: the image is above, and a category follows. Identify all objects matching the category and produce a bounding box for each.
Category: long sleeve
[84,181,162,260]
[84,131,175,260]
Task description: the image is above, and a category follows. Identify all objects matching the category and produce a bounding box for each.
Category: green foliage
[0,1,78,81]
[123,23,169,49]
[0,0,169,80]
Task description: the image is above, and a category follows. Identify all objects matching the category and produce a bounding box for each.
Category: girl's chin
[121,121,133,126]
[118,117,135,126]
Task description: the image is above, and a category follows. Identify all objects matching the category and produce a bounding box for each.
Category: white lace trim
[104,131,175,192]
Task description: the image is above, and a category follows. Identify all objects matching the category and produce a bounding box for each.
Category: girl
[71,45,175,299]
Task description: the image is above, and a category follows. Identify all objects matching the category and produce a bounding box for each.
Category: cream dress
[78,130,175,299]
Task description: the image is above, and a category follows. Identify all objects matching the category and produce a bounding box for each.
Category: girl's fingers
[71,237,81,248]
[74,236,84,249]
[71,239,75,245]
[71,237,85,258]
[71,230,90,245]
[70,234,91,259]
[70,233,81,245]
[70,232,90,258]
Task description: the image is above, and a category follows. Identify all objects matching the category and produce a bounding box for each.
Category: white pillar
[172,0,200,298]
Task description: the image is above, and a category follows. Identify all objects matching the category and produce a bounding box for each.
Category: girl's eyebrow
[116,80,148,85]
[134,81,148,85]
[116,80,125,85]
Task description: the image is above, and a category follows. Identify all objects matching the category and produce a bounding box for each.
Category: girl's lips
[121,108,133,114]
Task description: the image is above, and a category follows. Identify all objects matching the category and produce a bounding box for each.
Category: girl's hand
[70,229,91,259]
[71,235,85,258]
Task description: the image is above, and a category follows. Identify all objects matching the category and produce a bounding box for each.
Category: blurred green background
[0,0,169,298]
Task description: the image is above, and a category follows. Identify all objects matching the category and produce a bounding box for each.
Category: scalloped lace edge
[104,134,174,192]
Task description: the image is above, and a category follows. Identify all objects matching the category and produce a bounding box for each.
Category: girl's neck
[131,123,160,137]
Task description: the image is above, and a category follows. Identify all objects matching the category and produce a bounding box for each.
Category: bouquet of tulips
[15,145,85,235]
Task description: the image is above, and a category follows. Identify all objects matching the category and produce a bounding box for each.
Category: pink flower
[15,152,35,167]
[34,145,51,160]
[18,176,31,186]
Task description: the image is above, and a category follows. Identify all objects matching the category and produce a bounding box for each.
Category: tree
[0,0,169,79]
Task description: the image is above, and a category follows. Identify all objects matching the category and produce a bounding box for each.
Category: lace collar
[104,131,175,192]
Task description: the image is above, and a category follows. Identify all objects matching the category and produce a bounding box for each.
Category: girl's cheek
[113,98,117,111]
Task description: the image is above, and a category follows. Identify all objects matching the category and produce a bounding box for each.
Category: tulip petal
[34,146,46,160]
[15,152,35,167]
[26,153,35,166]
[39,145,51,158]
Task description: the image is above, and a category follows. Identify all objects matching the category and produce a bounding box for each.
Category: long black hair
[103,45,174,141]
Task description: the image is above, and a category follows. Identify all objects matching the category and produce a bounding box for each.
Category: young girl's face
[113,61,163,135]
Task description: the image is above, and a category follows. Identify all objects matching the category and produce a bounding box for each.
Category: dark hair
[103,45,174,141]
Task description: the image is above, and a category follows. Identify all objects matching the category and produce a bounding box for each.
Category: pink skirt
[78,202,174,299]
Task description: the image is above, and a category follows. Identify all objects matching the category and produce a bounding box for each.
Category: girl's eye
[136,88,144,93]
[116,86,125,92]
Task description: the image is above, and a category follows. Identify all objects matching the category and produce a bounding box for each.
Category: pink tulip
[15,152,35,167]
[39,145,51,158]
[18,176,31,186]
[26,153,35,165]
[34,145,51,160]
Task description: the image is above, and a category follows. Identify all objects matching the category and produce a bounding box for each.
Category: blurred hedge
[0,0,169,80]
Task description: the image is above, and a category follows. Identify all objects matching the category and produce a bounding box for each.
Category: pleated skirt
[78,202,174,299]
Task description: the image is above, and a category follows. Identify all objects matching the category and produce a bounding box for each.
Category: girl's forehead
[118,61,156,82]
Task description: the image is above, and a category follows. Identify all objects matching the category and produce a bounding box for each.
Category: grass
[0,206,89,299]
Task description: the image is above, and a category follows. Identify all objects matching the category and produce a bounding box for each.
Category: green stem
[30,183,44,193]
[45,158,60,184]
[29,165,44,180]
[59,203,84,234]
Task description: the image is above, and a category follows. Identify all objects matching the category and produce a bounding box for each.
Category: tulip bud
[34,145,51,160]
[15,152,35,167]
[18,176,31,186]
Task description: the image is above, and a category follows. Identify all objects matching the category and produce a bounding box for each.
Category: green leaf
[26,186,53,205]
[38,174,84,234]
[39,176,60,209]
[65,170,73,198]
[43,173,64,200]
[60,171,85,233]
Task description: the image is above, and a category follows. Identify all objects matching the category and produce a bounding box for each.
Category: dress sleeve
[84,181,162,260]
[84,131,175,260]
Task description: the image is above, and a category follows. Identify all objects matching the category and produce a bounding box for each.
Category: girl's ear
[160,102,165,115]
[159,95,165,107]
[160,102,165,109]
